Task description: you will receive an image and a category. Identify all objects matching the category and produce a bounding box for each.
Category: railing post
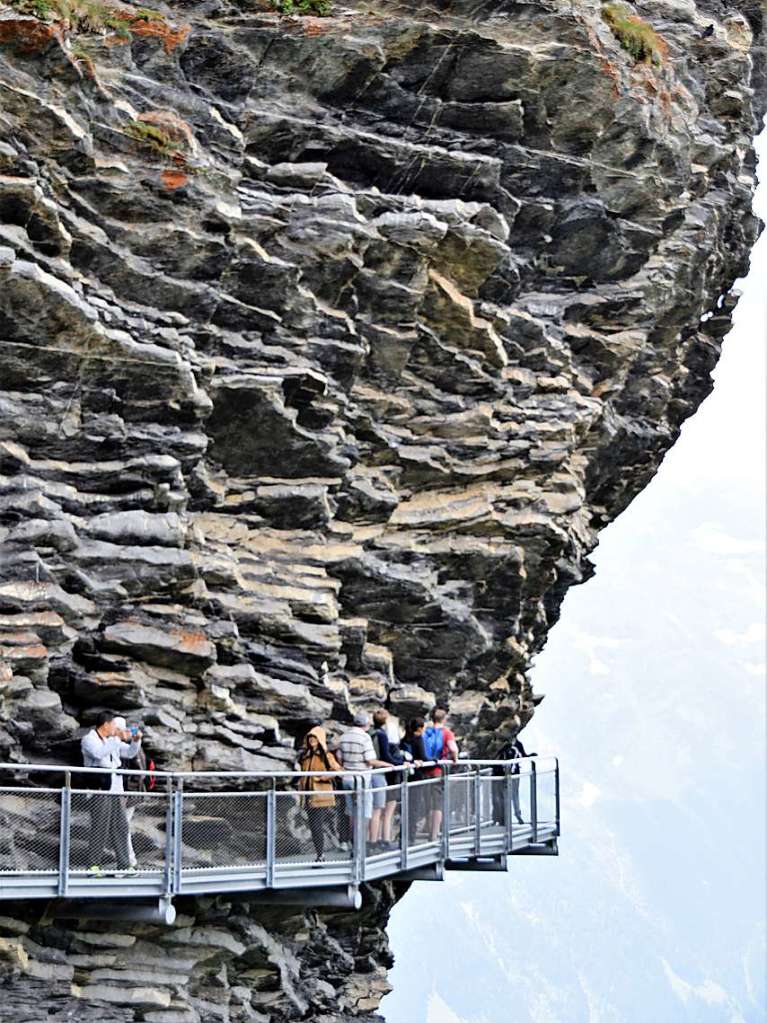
[356,775,367,883]
[530,760,538,845]
[400,771,409,871]
[350,777,360,885]
[57,772,71,897]
[441,763,450,862]
[163,777,174,897]
[172,778,184,895]
[505,762,513,852]
[554,757,561,837]
[266,780,276,887]
[474,769,482,856]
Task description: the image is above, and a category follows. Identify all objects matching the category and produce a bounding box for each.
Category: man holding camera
[80,710,143,876]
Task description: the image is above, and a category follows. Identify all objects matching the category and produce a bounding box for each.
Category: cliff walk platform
[0,758,559,922]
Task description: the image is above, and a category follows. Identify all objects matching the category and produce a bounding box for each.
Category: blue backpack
[422,726,445,763]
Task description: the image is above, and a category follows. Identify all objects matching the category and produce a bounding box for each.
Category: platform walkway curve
[0,757,559,919]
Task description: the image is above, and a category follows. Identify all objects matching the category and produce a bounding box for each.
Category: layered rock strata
[0,0,763,1018]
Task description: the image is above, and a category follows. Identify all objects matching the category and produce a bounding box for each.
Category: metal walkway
[0,758,559,920]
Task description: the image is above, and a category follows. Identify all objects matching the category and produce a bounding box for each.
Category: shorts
[423,776,443,813]
[370,773,387,811]
[341,775,373,818]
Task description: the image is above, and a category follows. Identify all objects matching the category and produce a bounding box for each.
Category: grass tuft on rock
[271,0,331,16]
[602,3,667,66]
[124,119,179,158]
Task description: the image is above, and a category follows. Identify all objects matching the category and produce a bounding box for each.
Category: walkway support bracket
[513,839,558,857]
[393,863,444,883]
[246,886,362,911]
[48,897,177,925]
[446,854,508,872]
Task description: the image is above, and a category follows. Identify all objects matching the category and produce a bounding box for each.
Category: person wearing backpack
[422,708,458,842]
[492,735,534,825]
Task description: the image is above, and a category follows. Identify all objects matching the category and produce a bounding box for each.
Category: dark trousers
[89,794,131,868]
[407,784,426,842]
[307,806,327,858]
[335,797,351,843]
[492,776,522,824]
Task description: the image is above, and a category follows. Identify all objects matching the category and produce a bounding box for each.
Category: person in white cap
[113,716,144,868]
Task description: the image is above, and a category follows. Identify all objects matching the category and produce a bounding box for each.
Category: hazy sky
[384,130,766,1023]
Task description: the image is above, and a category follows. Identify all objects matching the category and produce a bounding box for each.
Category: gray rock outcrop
[0,0,763,1019]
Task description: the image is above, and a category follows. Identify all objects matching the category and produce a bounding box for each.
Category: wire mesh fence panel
[368,781,402,854]
[535,769,558,831]
[0,788,61,873]
[70,789,170,873]
[277,785,354,864]
[70,790,140,873]
[447,771,475,836]
[510,764,533,829]
[405,777,443,848]
[123,790,170,872]
[181,792,267,870]
[482,776,507,830]
[478,771,497,825]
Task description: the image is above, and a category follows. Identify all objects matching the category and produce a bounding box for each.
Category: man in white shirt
[80,710,142,875]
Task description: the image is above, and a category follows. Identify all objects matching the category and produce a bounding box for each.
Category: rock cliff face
[0,0,763,1018]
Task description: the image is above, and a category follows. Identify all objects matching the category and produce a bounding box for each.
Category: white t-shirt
[81,730,141,792]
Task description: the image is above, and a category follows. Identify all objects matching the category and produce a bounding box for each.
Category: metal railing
[0,757,559,910]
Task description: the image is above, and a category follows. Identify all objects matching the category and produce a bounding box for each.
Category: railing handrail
[0,755,555,783]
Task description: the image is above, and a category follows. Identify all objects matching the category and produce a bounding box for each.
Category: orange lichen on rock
[0,16,61,54]
[125,14,190,53]
[302,18,330,36]
[161,167,188,189]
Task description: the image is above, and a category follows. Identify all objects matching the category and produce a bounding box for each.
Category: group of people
[79,705,532,873]
[295,707,459,862]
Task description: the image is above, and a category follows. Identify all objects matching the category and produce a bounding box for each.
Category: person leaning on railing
[295,726,342,863]
[491,735,534,826]
[401,717,428,843]
[80,710,142,877]
[334,710,389,849]
[369,709,411,851]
